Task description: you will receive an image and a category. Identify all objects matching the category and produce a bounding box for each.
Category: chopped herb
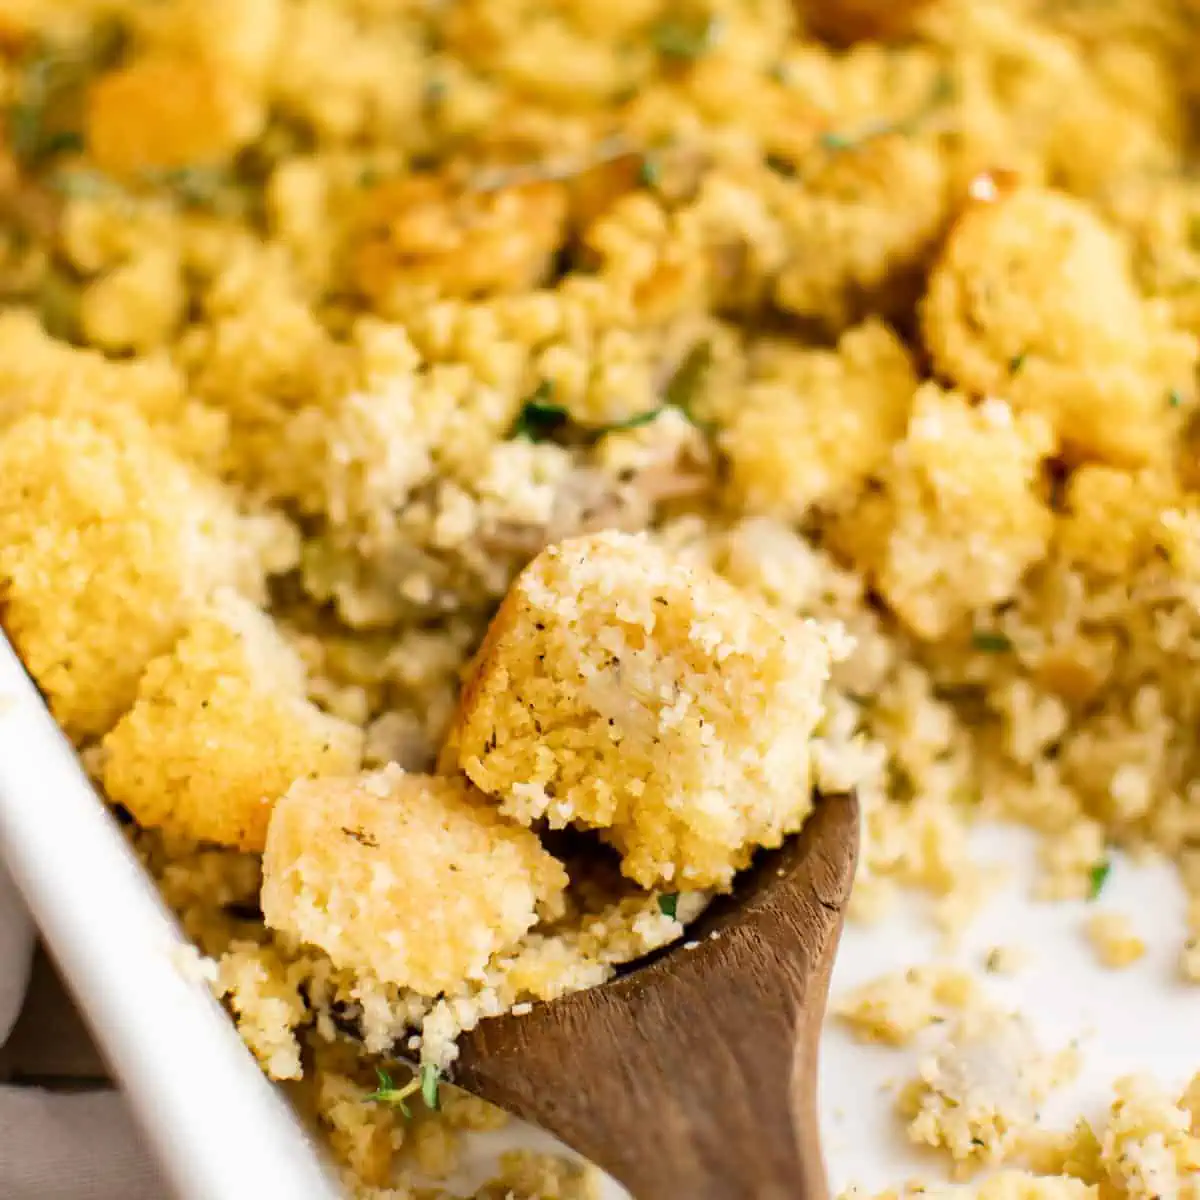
[1189,213,1200,253]
[37,266,80,343]
[420,1064,441,1111]
[664,341,713,418]
[1088,858,1112,900]
[601,407,665,434]
[971,631,1012,654]
[424,76,448,110]
[657,893,679,919]
[1009,353,1027,374]
[652,14,723,61]
[7,52,85,166]
[820,70,955,155]
[764,153,796,177]
[927,70,957,109]
[510,382,569,442]
[145,166,232,210]
[820,130,859,152]
[639,155,662,189]
[1168,387,1185,408]
[366,1068,421,1116]
[358,165,383,188]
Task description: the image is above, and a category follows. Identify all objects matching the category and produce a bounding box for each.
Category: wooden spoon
[453,791,860,1200]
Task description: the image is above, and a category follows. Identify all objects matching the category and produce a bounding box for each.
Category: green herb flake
[510,382,569,442]
[1009,353,1027,374]
[971,631,1013,654]
[1168,387,1185,409]
[652,14,723,61]
[602,407,665,434]
[146,166,232,210]
[1189,214,1200,253]
[664,341,713,418]
[1087,858,1112,900]
[366,1068,421,1116]
[7,51,85,167]
[420,1064,441,1111]
[819,130,858,152]
[639,155,662,189]
[657,893,679,919]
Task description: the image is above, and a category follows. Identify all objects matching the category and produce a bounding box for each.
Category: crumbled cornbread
[719,318,917,519]
[841,1172,1098,1200]
[1084,913,1146,971]
[833,387,1054,639]
[922,186,1196,467]
[5,0,1200,1193]
[835,965,980,1046]
[101,593,363,851]
[900,1010,1080,1177]
[261,766,568,994]
[444,530,836,888]
[0,413,280,739]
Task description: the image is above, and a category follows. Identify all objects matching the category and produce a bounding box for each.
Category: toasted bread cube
[832,387,1054,640]
[922,186,1197,466]
[86,56,261,174]
[0,414,275,739]
[442,531,833,890]
[261,766,567,993]
[101,595,363,851]
[720,319,916,519]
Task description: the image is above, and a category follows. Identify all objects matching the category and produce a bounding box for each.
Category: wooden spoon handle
[456,793,859,1200]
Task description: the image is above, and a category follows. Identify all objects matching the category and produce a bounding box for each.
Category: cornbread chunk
[443,531,835,889]
[261,766,568,994]
[0,311,226,467]
[0,414,278,739]
[775,134,950,335]
[834,965,980,1046]
[86,56,261,174]
[1099,1075,1200,1197]
[101,595,363,852]
[832,387,1054,640]
[900,1011,1080,1176]
[353,173,569,303]
[922,186,1196,466]
[720,319,917,519]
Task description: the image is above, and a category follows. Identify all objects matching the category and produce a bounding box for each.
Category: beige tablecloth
[0,866,167,1200]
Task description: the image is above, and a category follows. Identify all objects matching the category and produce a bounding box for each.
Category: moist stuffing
[3,0,1200,1196]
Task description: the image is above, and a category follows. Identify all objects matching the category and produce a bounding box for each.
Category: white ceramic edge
[0,634,338,1200]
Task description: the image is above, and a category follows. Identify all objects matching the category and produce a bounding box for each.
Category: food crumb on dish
[898,1010,1081,1177]
[834,965,980,1047]
[1083,913,1147,971]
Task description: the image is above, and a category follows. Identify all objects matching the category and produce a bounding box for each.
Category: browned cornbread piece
[101,593,363,852]
[0,412,277,740]
[261,766,568,994]
[443,531,835,890]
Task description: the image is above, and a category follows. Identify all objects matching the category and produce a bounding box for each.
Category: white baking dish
[0,633,338,1200]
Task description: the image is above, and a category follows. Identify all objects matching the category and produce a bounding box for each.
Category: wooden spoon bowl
[454,791,860,1200]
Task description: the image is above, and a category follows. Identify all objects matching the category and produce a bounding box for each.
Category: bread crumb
[835,966,980,1047]
[1084,913,1147,970]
